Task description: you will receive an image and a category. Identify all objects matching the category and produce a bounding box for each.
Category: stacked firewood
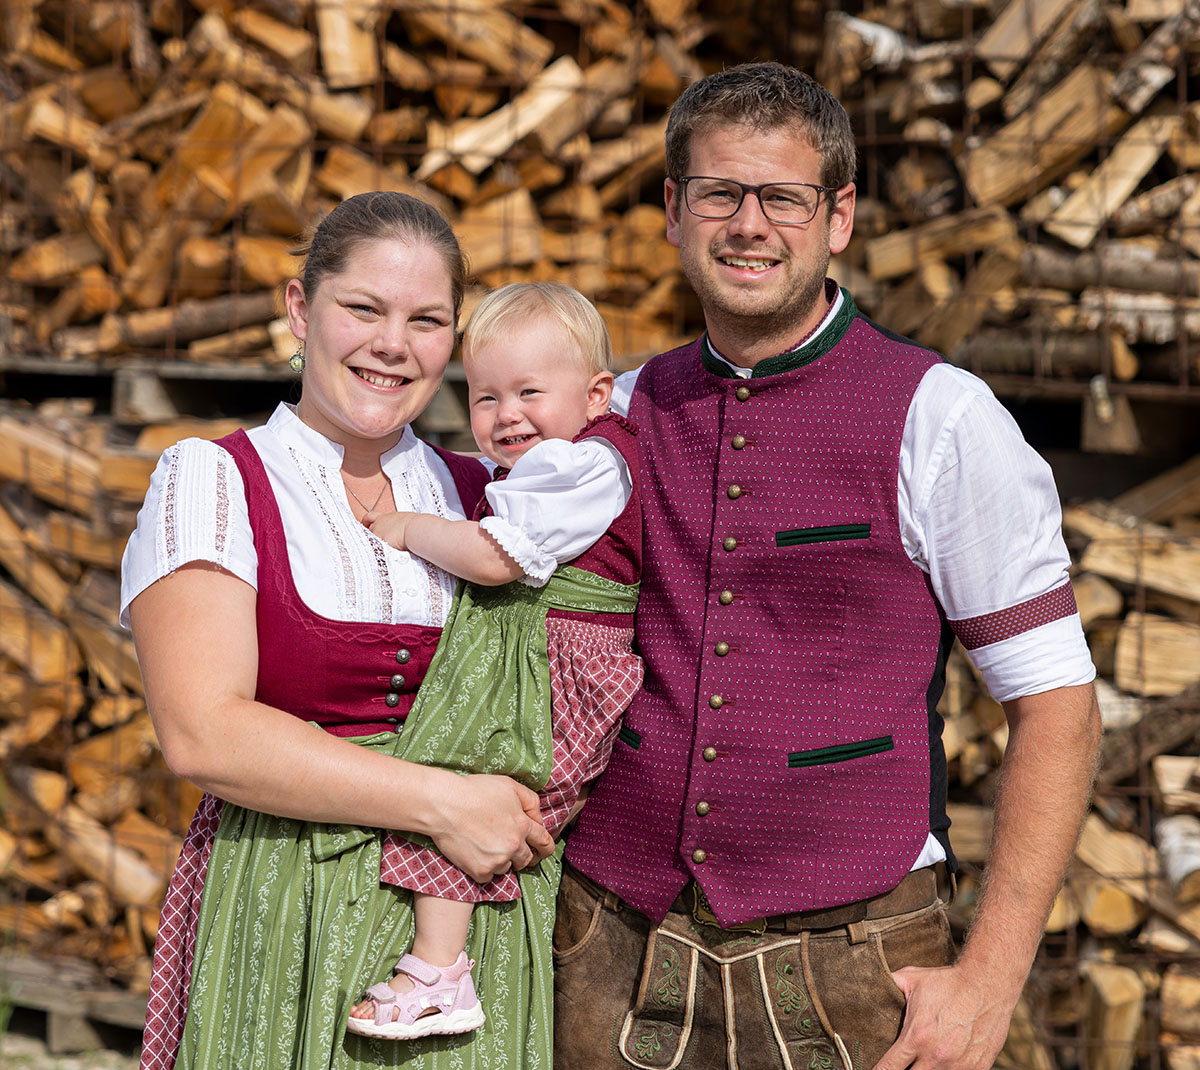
[940,451,1200,1070]
[1,0,826,381]
[1,0,1199,1063]
[827,0,1200,407]
[1,0,1197,407]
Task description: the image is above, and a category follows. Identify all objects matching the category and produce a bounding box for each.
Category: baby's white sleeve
[480,438,631,586]
[119,438,258,627]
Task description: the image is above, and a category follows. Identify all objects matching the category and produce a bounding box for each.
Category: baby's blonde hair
[463,282,613,375]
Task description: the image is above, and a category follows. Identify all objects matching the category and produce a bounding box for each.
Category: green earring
[289,340,305,373]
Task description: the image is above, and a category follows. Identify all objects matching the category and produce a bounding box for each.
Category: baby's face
[464,318,607,468]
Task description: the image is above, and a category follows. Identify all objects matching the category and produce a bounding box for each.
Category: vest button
[385,692,401,708]
[396,648,411,664]
[718,590,734,606]
[714,641,730,657]
[727,484,742,499]
[731,434,746,449]
[390,673,406,690]
[692,848,708,864]
[735,385,751,402]
[695,801,711,816]
[702,746,718,762]
[722,536,737,552]
[708,694,723,709]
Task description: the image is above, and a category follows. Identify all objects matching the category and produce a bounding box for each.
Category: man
[555,62,1100,1070]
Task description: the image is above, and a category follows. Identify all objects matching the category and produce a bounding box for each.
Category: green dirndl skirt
[175,567,637,1069]
[175,748,562,1070]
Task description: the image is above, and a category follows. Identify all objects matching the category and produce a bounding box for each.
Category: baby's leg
[392,893,473,993]
[348,894,475,1024]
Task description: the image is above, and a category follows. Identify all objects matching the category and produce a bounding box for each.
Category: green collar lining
[700,287,858,379]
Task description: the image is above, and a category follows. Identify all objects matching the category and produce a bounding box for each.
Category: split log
[1114,455,1200,524]
[418,56,586,179]
[957,64,1131,208]
[314,0,379,89]
[1042,111,1180,248]
[1064,503,1200,604]
[917,240,1023,354]
[1162,964,1200,1039]
[945,803,992,864]
[864,206,1017,280]
[975,0,1080,81]
[397,0,555,85]
[457,188,543,275]
[1159,815,1200,905]
[1110,0,1200,115]
[1112,174,1200,234]
[1072,573,1125,629]
[8,766,164,909]
[1082,961,1145,1070]
[1070,865,1149,935]
[1114,613,1200,697]
[1000,0,1107,120]
[1155,756,1200,815]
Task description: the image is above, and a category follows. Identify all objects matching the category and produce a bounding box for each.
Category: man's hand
[427,770,554,882]
[364,509,417,549]
[873,962,1018,1070]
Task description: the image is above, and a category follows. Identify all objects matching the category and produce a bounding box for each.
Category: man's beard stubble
[679,238,831,356]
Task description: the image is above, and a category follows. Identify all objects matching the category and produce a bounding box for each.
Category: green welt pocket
[788,735,893,768]
[776,523,871,547]
[618,725,641,750]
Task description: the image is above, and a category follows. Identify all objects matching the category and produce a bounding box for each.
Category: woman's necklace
[342,475,388,516]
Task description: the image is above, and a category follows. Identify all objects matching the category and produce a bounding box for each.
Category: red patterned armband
[949,582,1078,651]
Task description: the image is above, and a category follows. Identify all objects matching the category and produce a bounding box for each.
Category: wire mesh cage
[0,0,1198,1063]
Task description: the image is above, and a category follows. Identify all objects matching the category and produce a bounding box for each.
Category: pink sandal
[346,951,486,1040]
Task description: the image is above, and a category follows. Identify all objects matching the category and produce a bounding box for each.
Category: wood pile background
[0,0,1198,1065]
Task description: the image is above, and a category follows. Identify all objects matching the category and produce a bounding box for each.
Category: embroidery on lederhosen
[758,945,841,1070]
[618,928,698,1069]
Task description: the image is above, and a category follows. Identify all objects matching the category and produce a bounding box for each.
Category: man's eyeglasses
[678,177,838,226]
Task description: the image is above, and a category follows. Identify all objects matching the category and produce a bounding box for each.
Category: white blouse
[482,436,631,586]
[120,404,471,628]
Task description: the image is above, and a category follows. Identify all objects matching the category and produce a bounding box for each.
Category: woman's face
[286,239,457,455]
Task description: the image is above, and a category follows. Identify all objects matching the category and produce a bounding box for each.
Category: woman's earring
[289,340,305,373]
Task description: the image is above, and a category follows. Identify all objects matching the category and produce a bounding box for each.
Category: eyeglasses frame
[676,176,843,227]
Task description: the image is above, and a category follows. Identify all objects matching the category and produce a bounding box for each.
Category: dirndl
[173,567,637,1069]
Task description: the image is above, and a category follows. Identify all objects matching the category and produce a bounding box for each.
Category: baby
[347,282,642,1041]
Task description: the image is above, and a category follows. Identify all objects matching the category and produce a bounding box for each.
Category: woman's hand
[426,770,554,882]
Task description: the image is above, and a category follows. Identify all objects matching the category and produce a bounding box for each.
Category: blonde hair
[463,282,613,374]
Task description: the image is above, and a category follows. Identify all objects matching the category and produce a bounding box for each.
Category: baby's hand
[365,510,416,550]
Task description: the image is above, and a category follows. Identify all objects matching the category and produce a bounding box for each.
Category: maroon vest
[216,430,490,736]
[566,309,953,926]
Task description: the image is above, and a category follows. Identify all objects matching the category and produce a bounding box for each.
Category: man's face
[665,123,855,339]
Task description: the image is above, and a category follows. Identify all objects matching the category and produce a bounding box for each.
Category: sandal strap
[394,953,443,987]
[365,982,399,1026]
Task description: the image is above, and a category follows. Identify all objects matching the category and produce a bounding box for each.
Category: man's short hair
[463,282,613,375]
[665,62,857,192]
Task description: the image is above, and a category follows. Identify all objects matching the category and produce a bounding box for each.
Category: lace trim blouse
[120,403,471,629]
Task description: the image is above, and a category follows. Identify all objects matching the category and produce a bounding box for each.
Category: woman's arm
[368,512,523,585]
[130,562,552,880]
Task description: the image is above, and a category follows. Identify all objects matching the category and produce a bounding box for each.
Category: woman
[122,192,554,1069]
